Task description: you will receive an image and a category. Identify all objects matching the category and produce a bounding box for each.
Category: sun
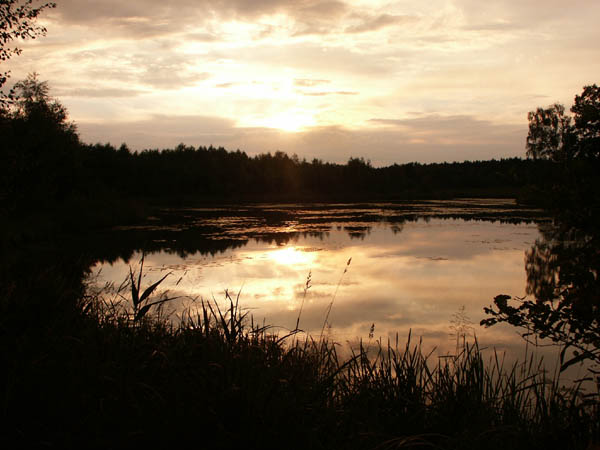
[268,112,310,132]
[256,111,316,132]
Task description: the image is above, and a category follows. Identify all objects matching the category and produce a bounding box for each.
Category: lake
[90,199,583,373]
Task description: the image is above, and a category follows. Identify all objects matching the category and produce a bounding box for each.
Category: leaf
[129,266,139,306]
[139,272,171,304]
[137,254,144,298]
[134,296,179,321]
[135,304,152,322]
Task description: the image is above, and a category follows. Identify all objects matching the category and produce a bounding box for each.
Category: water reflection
[91,199,544,263]
[519,220,599,368]
[92,203,548,365]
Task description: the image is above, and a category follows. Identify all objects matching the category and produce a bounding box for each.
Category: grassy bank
[1,262,598,450]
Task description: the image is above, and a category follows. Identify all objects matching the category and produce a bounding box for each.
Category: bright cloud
[4,0,599,164]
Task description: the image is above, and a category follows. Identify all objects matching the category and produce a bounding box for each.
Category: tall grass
[2,261,598,449]
[85,271,600,449]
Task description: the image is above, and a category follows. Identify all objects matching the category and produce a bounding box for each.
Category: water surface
[91,199,572,366]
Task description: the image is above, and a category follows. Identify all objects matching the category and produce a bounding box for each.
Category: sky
[5,0,600,165]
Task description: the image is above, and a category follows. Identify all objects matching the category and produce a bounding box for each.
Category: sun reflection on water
[269,246,316,266]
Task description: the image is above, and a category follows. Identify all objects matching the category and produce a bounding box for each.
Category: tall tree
[525,85,600,161]
[525,103,575,161]
[1,73,79,210]
[571,84,600,159]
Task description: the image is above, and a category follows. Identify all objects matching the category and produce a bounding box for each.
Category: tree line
[2,75,568,217]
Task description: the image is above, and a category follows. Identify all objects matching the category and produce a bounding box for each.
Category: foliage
[9,72,76,133]
[74,142,552,202]
[3,260,598,448]
[482,221,600,373]
[0,0,56,106]
[484,84,600,374]
[526,103,575,161]
[126,254,176,322]
[572,85,600,159]
[526,84,600,161]
[1,72,79,212]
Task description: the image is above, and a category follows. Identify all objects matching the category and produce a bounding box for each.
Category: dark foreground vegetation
[2,257,598,449]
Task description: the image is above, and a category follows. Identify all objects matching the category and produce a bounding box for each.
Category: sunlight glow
[269,246,315,266]
[261,111,316,132]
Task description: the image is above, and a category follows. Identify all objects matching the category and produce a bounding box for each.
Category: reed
[2,265,598,449]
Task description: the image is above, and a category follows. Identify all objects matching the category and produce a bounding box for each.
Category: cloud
[344,14,417,34]
[140,69,211,90]
[81,50,212,90]
[223,42,398,76]
[185,32,220,42]
[76,112,525,166]
[294,78,331,87]
[215,82,237,88]
[368,114,524,146]
[55,87,145,98]
[50,0,351,34]
[300,90,358,96]
[48,0,424,40]
[14,0,594,167]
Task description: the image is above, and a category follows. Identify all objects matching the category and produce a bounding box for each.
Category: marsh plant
[69,267,600,449]
[449,305,474,355]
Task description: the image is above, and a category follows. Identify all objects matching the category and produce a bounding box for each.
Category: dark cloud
[51,0,352,37]
[49,0,425,40]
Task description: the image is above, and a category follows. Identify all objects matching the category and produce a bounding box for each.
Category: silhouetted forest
[3,75,599,243]
[66,144,558,200]
[0,77,556,210]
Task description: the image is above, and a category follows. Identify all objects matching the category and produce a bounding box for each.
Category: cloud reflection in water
[93,218,558,364]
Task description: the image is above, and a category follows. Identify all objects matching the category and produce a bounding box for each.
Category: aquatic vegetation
[2,255,598,449]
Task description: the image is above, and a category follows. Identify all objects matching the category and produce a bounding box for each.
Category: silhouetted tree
[0,0,56,107]
[1,73,79,210]
[526,84,600,161]
[11,72,77,135]
[483,84,600,373]
[526,103,575,161]
[571,84,600,159]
